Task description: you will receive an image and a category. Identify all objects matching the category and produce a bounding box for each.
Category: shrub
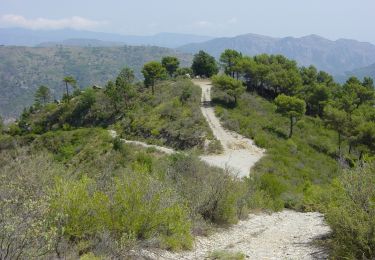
[326,163,375,259]
[167,154,247,225]
[209,250,245,260]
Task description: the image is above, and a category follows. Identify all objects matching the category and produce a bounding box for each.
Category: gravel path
[197,80,265,178]
[108,130,175,155]
[145,210,330,260]
[109,80,331,259]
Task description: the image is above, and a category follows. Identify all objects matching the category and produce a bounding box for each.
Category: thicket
[0,128,249,259]
[325,163,375,259]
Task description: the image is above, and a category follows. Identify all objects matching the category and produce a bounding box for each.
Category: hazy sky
[0,0,374,43]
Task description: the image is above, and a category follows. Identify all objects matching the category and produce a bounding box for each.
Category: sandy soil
[196,80,265,178]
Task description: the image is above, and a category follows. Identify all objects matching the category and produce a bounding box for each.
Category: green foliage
[212,74,245,105]
[0,126,250,257]
[219,49,242,78]
[49,174,192,251]
[167,154,248,225]
[0,149,63,259]
[162,56,180,77]
[34,85,51,106]
[209,250,245,260]
[120,79,213,150]
[191,50,219,77]
[112,174,192,250]
[326,163,375,259]
[243,54,303,97]
[215,92,339,209]
[218,48,374,160]
[49,176,110,240]
[63,75,77,98]
[116,66,135,85]
[0,45,192,118]
[142,61,168,94]
[18,77,213,150]
[176,67,193,78]
[275,94,306,137]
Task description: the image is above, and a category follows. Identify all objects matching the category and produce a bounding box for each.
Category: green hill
[0,45,192,119]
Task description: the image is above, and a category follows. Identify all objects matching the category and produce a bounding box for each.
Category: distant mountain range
[37,38,125,47]
[2,28,375,77]
[177,33,375,76]
[1,28,375,119]
[343,63,375,82]
[0,28,214,48]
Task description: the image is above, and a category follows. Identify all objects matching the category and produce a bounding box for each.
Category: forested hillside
[0,45,192,119]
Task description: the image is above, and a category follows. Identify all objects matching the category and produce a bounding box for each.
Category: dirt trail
[144,210,330,260]
[108,130,175,155]
[109,80,331,259]
[197,80,265,178]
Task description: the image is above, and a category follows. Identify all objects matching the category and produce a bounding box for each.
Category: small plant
[209,250,246,260]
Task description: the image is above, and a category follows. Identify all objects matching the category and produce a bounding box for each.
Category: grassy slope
[215,92,340,209]
[0,46,192,119]
[20,79,214,151]
[115,80,214,150]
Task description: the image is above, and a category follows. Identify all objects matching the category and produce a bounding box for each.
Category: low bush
[325,163,375,259]
[214,92,339,209]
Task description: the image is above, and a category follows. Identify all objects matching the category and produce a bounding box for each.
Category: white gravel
[145,210,330,260]
[197,80,265,178]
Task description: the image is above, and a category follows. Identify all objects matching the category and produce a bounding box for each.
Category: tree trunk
[338,132,342,156]
[289,116,293,138]
[151,84,155,95]
[65,82,69,97]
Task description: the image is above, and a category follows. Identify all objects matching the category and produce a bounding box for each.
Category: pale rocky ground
[108,130,175,155]
[197,80,265,178]
[143,210,330,260]
[109,80,331,259]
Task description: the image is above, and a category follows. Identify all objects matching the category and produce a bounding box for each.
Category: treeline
[213,49,375,164]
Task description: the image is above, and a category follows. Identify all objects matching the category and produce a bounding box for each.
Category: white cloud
[0,14,108,30]
[194,20,212,28]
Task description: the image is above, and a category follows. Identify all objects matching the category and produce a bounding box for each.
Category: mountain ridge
[177,33,375,75]
[0,28,214,48]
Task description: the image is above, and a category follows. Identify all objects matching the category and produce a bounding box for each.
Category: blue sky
[0,0,374,43]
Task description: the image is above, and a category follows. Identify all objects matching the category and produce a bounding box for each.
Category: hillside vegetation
[1,50,374,259]
[212,50,375,259]
[0,58,254,258]
[0,45,192,119]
